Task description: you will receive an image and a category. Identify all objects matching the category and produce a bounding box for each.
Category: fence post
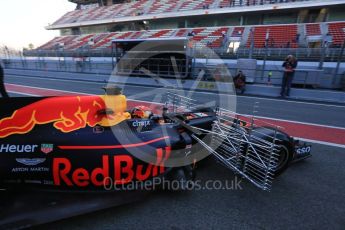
[249,28,254,59]
[318,42,326,70]
[261,30,270,81]
[191,42,197,79]
[333,38,345,85]
[111,42,116,70]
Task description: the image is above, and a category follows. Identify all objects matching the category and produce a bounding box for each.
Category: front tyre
[274,144,294,176]
[251,127,295,177]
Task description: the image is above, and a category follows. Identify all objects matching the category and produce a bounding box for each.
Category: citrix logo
[132,120,151,128]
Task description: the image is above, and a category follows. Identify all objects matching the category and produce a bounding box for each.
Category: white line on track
[129,99,345,130]
[8,91,40,97]
[237,94,345,108]
[242,114,345,131]
[158,87,345,108]
[6,83,91,95]
[295,137,345,149]
[126,98,345,131]
[8,83,345,129]
[7,74,345,108]
[7,74,105,85]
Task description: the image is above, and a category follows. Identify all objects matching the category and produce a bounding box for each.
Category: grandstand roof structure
[68,0,99,4]
[48,0,345,30]
[26,0,345,61]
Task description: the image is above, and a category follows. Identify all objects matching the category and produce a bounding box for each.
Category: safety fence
[22,47,345,63]
[4,58,345,89]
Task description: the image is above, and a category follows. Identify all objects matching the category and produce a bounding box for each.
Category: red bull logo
[0,95,130,138]
[53,147,171,187]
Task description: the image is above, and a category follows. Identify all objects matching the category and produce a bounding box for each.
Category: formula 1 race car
[0,87,311,228]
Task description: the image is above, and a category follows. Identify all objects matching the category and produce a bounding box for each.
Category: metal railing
[24,47,345,62]
[193,66,331,88]
[165,91,280,191]
[4,58,113,75]
[192,47,345,62]
[4,57,345,89]
[24,48,113,58]
[214,0,313,9]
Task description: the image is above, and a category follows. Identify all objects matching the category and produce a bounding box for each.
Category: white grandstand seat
[64,34,95,50]
[51,0,313,26]
[92,32,119,49]
[219,0,232,8]
[175,29,188,37]
[147,0,179,14]
[38,35,79,50]
[192,27,229,48]
[40,21,344,51]
[178,0,216,11]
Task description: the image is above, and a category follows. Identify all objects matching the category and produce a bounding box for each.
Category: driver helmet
[131,106,153,119]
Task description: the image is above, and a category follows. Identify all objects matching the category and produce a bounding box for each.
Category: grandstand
[26,0,345,61]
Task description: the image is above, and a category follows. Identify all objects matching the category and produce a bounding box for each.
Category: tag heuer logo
[41,144,53,154]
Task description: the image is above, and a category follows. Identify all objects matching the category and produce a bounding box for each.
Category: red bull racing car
[0,87,311,229]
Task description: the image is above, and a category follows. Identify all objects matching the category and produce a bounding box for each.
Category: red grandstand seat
[194,0,216,10]
[65,34,95,50]
[175,29,187,37]
[37,36,67,50]
[148,0,179,14]
[246,24,298,48]
[219,0,232,8]
[150,30,172,38]
[231,27,244,37]
[328,22,345,46]
[116,31,134,40]
[51,0,316,28]
[91,32,118,49]
[207,27,229,48]
[306,23,321,36]
[130,31,143,39]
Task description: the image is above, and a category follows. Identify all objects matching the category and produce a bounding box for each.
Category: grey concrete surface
[3,73,345,230]
[33,144,345,230]
[4,68,345,104]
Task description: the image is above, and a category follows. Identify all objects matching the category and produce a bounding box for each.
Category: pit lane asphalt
[5,74,345,128]
[32,144,345,230]
[4,75,345,229]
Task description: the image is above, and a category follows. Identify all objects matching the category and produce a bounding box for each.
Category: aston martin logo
[16,158,46,166]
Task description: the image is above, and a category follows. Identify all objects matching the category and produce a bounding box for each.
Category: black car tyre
[274,144,294,176]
